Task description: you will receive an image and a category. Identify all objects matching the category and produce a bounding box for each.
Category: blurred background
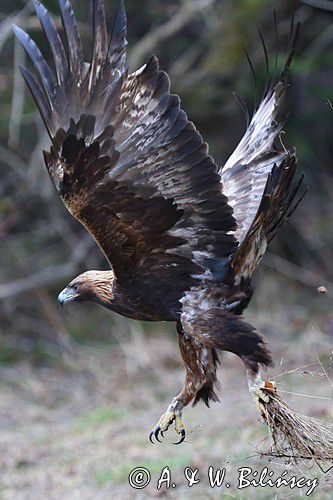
[0,0,332,498]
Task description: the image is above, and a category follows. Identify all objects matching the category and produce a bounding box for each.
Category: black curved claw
[149,430,155,444]
[154,427,162,443]
[173,429,186,445]
[149,426,162,444]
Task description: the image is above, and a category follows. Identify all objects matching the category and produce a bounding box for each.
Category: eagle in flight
[14,0,305,444]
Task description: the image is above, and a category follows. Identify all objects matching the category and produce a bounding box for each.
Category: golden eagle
[14,0,305,444]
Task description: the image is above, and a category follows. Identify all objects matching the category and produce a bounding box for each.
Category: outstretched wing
[219,24,305,280]
[231,153,306,280]
[14,0,237,303]
[220,34,297,244]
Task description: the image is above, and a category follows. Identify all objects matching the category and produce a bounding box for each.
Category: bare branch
[302,23,333,67]
[0,236,95,300]
[264,253,333,298]
[0,1,34,54]
[0,144,28,180]
[128,0,216,69]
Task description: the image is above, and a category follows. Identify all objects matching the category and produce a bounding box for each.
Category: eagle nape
[14,0,307,447]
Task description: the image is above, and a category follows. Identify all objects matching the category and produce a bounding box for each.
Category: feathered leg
[245,362,276,411]
[149,322,219,444]
[180,301,276,411]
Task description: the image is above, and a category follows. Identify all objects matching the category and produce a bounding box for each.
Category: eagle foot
[249,378,276,411]
[149,400,186,445]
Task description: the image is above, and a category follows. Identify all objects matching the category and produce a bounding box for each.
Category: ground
[0,336,332,498]
[0,274,332,499]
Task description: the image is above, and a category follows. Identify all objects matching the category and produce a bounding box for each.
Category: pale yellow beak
[58,287,78,306]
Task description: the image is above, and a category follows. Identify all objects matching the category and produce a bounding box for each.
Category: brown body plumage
[14,0,305,444]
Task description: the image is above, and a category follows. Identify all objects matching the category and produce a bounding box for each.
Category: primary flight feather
[14,0,305,444]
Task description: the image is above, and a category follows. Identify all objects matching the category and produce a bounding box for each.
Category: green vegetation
[95,455,193,486]
[76,405,128,429]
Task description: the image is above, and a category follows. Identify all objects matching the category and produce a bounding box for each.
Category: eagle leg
[247,369,276,411]
[149,399,185,445]
[149,322,217,444]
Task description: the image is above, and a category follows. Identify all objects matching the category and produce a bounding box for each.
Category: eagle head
[58,270,115,307]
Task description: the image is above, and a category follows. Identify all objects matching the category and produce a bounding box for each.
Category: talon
[149,425,163,443]
[149,401,186,444]
[154,427,162,443]
[173,428,186,445]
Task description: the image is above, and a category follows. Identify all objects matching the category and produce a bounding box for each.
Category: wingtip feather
[58,0,83,75]
[33,0,68,84]
[18,64,54,138]
[108,0,127,71]
[13,23,55,101]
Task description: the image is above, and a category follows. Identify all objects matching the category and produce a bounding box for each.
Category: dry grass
[0,271,331,498]
[259,389,333,468]
[0,329,332,499]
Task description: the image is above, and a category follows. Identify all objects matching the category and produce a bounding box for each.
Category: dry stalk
[258,383,333,471]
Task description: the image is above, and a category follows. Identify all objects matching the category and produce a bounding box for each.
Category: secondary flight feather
[14,0,305,444]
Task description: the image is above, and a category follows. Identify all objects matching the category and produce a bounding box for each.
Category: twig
[0,5,90,56]
[273,389,331,400]
[264,253,333,298]
[259,391,333,465]
[129,0,216,69]
[169,44,202,81]
[302,23,333,81]
[0,1,34,54]
[0,144,28,180]
[317,356,333,389]
[0,236,95,300]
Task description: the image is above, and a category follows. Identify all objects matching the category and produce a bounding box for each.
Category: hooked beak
[58,287,78,307]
